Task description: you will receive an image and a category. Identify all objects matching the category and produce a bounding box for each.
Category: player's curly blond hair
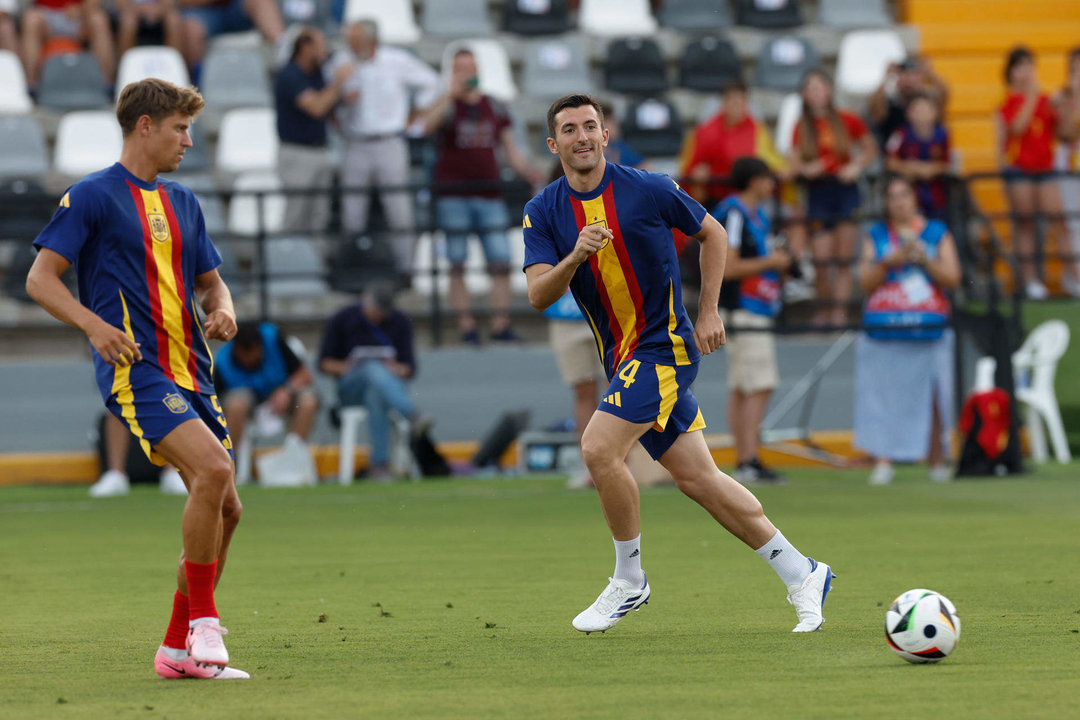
[116,79,205,136]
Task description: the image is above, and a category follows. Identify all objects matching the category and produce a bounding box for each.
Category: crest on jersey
[148,213,170,242]
[587,218,610,249]
[163,393,189,414]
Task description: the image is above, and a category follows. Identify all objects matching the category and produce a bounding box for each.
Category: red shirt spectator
[433,96,511,198]
[791,111,869,175]
[999,92,1057,172]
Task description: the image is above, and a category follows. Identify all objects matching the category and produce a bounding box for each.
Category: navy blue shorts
[597,359,707,460]
[807,179,860,229]
[106,370,233,466]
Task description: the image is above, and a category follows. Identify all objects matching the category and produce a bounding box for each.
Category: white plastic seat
[579,0,657,37]
[1012,320,1071,464]
[216,108,279,174]
[773,92,802,156]
[343,0,421,44]
[0,50,32,113]
[338,407,418,482]
[228,171,286,236]
[835,29,906,99]
[115,46,190,99]
[441,39,517,103]
[54,111,123,177]
[201,47,271,110]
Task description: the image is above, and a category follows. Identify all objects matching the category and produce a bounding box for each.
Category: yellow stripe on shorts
[653,364,679,431]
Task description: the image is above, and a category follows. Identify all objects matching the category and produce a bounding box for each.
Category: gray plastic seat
[422,0,494,36]
[819,0,891,29]
[679,35,741,92]
[38,53,109,111]
[735,0,802,28]
[0,116,49,180]
[279,0,338,33]
[201,47,271,110]
[756,35,819,92]
[503,0,571,35]
[521,37,591,99]
[265,236,328,298]
[604,37,668,96]
[659,0,733,32]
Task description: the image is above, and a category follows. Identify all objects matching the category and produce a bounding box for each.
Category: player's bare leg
[658,430,834,632]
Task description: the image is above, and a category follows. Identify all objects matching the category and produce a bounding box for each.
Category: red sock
[184,560,219,622]
[162,591,189,650]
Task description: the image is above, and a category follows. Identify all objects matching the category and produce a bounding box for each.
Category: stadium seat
[201,47,272,111]
[38,53,110,111]
[115,46,190,100]
[521,37,591,99]
[503,0,571,35]
[659,0,733,32]
[0,180,55,242]
[622,98,683,158]
[343,0,421,44]
[579,0,657,37]
[755,36,819,92]
[216,108,279,174]
[279,0,338,33]
[835,30,906,99]
[818,0,891,29]
[265,236,328,297]
[604,38,668,96]
[773,92,802,156]
[337,406,417,483]
[734,0,802,28]
[227,171,286,237]
[422,0,493,37]
[0,116,49,180]
[1013,320,1072,464]
[441,39,517,103]
[175,122,213,175]
[0,50,32,114]
[54,111,123,177]
[679,35,742,92]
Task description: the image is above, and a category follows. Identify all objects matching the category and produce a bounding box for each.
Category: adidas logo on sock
[629,549,640,558]
[769,549,782,560]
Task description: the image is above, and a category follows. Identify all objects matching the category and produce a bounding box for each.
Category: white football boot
[187,621,230,666]
[787,558,835,633]
[572,574,650,634]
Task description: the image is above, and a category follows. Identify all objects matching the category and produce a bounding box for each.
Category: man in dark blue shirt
[274,26,353,233]
[318,287,425,479]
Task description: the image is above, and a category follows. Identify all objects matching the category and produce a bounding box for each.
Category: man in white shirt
[337,20,440,285]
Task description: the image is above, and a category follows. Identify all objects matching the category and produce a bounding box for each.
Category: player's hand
[570,225,612,265]
[693,308,726,356]
[88,320,142,367]
[204,309,237,342]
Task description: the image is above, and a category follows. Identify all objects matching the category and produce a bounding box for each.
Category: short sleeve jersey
[999,92,1057,172]
[34,163,223,400]
[791,111,869,174]
[433,96,512,198]
[522,163,706,378]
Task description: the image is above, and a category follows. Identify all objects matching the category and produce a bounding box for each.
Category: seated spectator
[1054,46,1080,297]
[420,47,543,345]
[22,0,114,87]
[713,157,793,485]
[995,45,1067,300]
[214,321,320,477]
[318,287,429,481]
[787,69,877,327]
[869,56,949,150]
[275,26,353,234]
[178,0,283,71]
[855,175,961,485]
[885,93,952,220]
[602,104,646,169]
[114,0,182,56]
[0,0,17,59]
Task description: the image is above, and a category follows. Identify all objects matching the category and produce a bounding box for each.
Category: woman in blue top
[854,175,962,485]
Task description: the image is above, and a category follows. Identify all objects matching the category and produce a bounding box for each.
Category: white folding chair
[1012,320,1071,464]
[338,407,419,483]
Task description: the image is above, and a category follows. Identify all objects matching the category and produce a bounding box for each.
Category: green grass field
[2,466,1079,719]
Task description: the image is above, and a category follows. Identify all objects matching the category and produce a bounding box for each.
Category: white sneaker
[572,574,650,634]
[869,461,894,486]
[787,559,835,633]
[89,470,130,498]
[929,464,952,483]
[783,277,815,304]
[159,468,188,495]
[1025,280,1049,300]
[187,620,229,667]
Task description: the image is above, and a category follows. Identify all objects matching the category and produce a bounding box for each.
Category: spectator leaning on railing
[1053,46,1080,296]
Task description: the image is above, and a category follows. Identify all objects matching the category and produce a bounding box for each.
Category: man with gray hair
[336,20,441,286]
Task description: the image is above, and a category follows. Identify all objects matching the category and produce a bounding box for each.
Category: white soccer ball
[884,588,961,663]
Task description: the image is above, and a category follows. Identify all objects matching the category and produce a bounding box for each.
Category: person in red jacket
[996,46,1067,300]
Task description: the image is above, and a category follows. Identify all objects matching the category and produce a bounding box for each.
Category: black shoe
[749,458,785,484]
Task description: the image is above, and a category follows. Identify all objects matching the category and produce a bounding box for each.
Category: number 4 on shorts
[618,359,641,388]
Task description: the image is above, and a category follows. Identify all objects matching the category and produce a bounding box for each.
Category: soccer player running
[26,79,248,679]
[523,95,834,634]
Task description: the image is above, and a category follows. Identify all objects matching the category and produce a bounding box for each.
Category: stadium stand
[622,97,683,158]
[502,0,572,35]
[216,107,279,175]
[818,0,891,30]
[579,0,658,38]
[279,0,339,34]
[0,116,49,180]
[755,35,819,92]
[201,47,273,112]
[604,37,668,96]
[734,0,802,29]
[0,49,32,114]
[835,29,906,99]
[679,35,742,92]
[265,236,328,299]
[114,46,190,99]
[342,0,421,44]
[440,38,517,102]
[38,53,110,111]
[53,111,123,177]
[420,0,494,37]
[658,0,732,32]
[521,36,592,100]
[227,170,286,237]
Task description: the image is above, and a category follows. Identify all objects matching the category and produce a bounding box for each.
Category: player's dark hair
[232,321,261,350]
[116,78,205,136]
[1004,45,1034,85]
[291,27,317,61]
[730,156,772,191]
[546,94,604,138]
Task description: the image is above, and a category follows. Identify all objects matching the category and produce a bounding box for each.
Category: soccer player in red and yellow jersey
[26,79,248,679]
[523,94,834,635]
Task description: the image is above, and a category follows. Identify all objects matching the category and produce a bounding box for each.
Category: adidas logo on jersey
[602,392,622,408]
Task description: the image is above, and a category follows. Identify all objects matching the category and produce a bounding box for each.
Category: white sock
[159,645,188,661]
[755,530,811,587]
[189,616,220,628]
[612,535,643,585]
